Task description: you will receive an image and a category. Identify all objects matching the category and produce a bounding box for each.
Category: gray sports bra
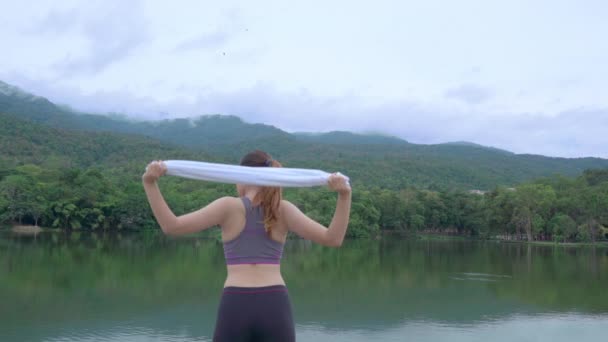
[223,197,284,265]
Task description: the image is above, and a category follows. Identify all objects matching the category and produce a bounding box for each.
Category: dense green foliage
[1,154,606,242]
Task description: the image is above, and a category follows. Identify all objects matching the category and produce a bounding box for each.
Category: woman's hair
[240,150,283,235]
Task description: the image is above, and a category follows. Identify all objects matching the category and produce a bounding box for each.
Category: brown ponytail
[240,151,283,235]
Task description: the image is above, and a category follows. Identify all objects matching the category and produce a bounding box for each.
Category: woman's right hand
[142,160,167,184]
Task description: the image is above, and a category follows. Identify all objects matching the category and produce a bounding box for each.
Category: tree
[511,184,556,241]
[578,184,608,242]
[549,213,577,242]
[374,189,406,231]
[0,174,33,224]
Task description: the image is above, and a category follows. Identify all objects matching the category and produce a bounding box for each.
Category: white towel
[163,160,349,187]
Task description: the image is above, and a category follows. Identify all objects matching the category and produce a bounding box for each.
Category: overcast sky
[1,0,606,158]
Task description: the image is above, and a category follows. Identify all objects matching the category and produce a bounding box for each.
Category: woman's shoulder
[217,196,245,205]
[205,196,246,221]
[212,196,246,212]
[279,199,300,215]
[279,199,294,207]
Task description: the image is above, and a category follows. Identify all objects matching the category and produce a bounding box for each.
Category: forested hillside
[2,80,608,190]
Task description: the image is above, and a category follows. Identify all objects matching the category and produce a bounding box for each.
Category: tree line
[1,163,606,242]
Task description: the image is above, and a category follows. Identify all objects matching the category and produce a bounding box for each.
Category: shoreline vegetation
[0,164,606,244]
[414,232,608,247]
[5,224,607,247]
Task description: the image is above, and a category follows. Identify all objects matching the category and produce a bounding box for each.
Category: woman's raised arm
[283,173,352,247]
[142,160,232,236]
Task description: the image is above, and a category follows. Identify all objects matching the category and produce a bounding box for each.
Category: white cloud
[0,0,607,158]
[445,84,493,104]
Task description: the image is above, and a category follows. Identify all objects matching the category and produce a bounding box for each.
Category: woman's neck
[243,188,261,205]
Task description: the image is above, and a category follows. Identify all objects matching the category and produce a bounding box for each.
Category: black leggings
[213,285,295,342]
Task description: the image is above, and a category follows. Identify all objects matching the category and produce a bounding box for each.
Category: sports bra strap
[241,196,252,212]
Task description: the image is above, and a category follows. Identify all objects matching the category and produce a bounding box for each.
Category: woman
[142,150,352,341]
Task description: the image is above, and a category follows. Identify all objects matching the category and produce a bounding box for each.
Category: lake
[1,230,607,341]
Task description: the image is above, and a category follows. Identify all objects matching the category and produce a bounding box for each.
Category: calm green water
[1,231,607,341]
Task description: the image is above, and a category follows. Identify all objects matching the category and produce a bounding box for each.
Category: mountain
[441,141,512,154]
[1,80,607,190]
[293,131,408,145]
[0,112,215,171]
[0,81,289,148]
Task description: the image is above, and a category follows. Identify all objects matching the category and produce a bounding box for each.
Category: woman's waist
[225,264,284,287]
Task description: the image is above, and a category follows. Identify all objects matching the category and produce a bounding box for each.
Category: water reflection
[1,231,607,341]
